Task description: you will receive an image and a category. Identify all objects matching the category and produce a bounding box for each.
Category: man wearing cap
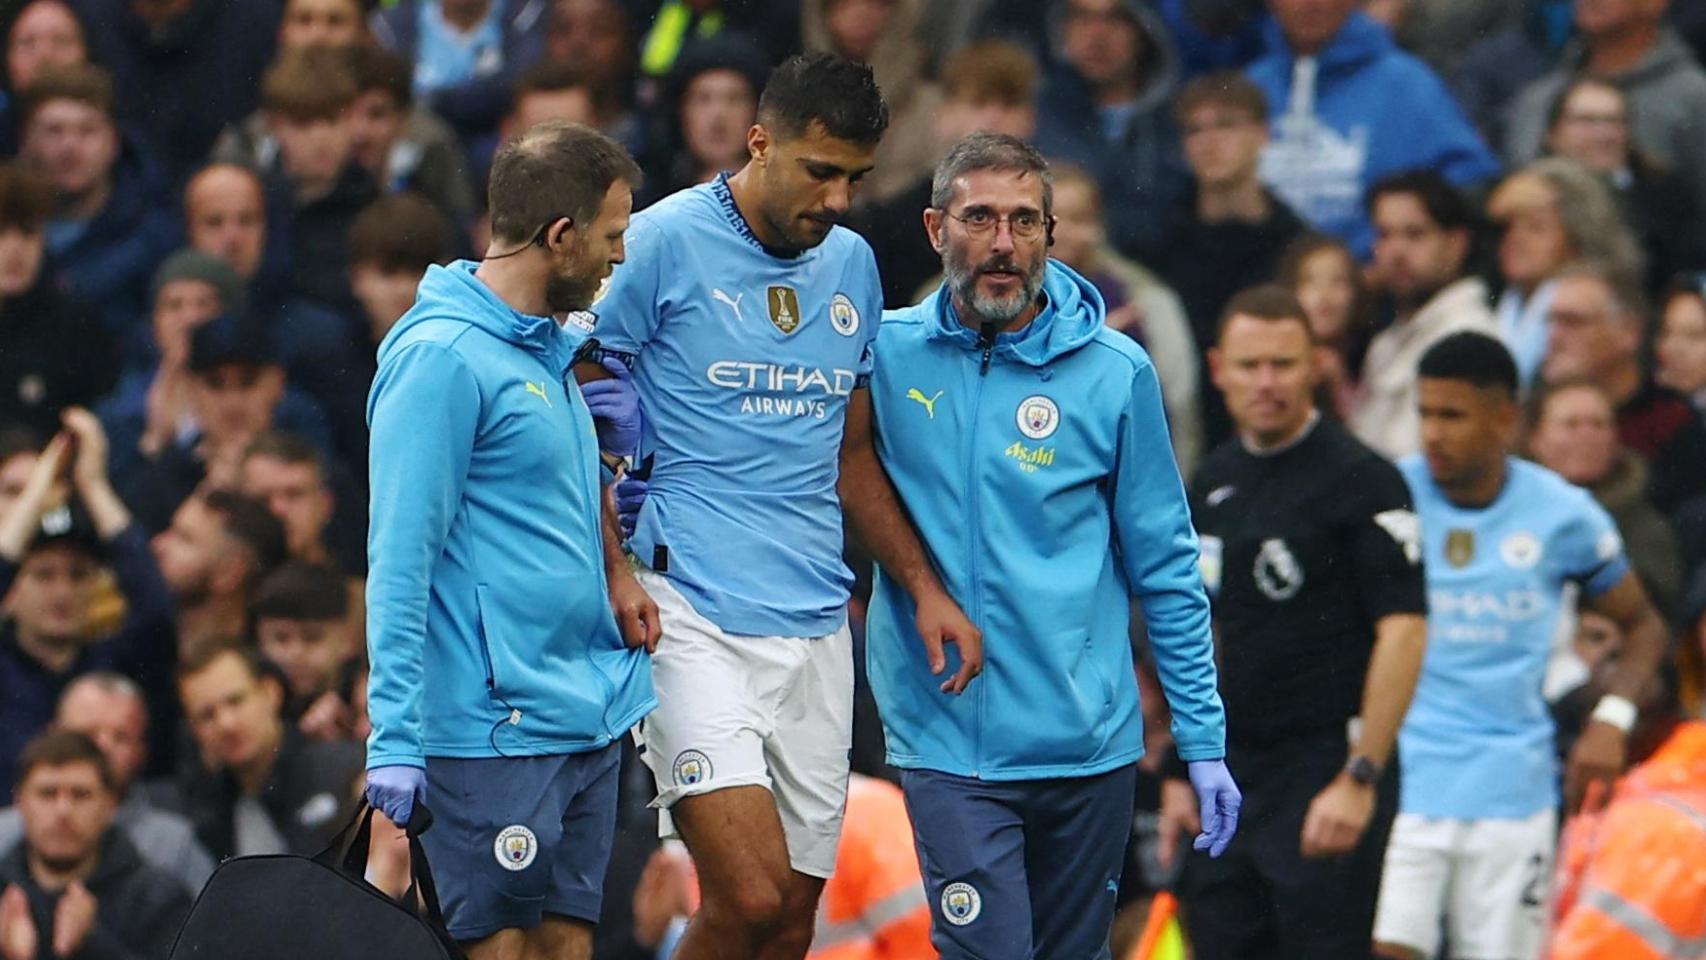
[0,408,176,797]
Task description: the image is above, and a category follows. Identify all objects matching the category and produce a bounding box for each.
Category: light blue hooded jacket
[365,261,654,769]
[867,261,1224,780]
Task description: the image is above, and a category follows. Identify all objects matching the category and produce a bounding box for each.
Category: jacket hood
[380,260,573,373]
[1262,10,1392,75]
[926,259,1107,365]
[1047,0,1181,112]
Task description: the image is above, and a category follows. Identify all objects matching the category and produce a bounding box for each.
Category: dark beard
[545,271,600,314]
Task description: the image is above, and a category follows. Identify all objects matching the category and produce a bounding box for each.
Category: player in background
[1372,332,1667,960]
[1163,286,1429,959]
[582,54,980,960]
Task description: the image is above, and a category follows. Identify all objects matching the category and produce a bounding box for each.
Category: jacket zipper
[968,322,995,774]
[563,369,623,740]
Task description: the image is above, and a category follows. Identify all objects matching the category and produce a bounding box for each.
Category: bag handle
[321,803,461,954]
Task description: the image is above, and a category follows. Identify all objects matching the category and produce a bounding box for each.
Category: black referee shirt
[1189,416,1427,750]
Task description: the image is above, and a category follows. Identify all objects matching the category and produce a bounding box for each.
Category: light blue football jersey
[588,175,881,637]
[1397,456,1630,820]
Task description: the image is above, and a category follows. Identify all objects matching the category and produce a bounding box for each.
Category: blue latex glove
[579,358,640,457]
[615,475,647,539]
[365,765,426,828]
[1187,759,1242,858]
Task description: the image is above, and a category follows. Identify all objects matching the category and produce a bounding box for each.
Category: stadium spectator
[369,0,548,145]
[170,643,362,861]
[1487,158,1643,386]
[0,0,87,156]
[149,490,287,657]
[1277,233,1375,420]
[16,62,178,341]
[0,674,214,896]
[1505,0,1706,212]
[468,60,602,200]
[544,0,645,154]
[643,34,767,204]
[1247,0,1498,256]
[1657,277,1706,411]
[1542,77,1706,294]
[237,432,353,573]
[1140,71,1304,449]
[347,192,455,346]
[1448,0,1572,153]
[181,165,271,289]
[255,46,378,320]
[1528,378,1683,615]
[0,161,114,439]
[1034,0,1188,256]
[344,43,476,234]
[1351,171,1496,461]
[0,410,175,800]
[0,729,191,960]
[1543,261,1706,512]
[250,562,359,741]
[70,0,280,183]
[118,315,335,536]
[1036,162,1204,476]
[804,0,940,205]
[277,0,367,50]
[853,39,1039,309]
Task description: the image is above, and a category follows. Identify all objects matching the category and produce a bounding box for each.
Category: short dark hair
[349,193,454,274]
[20,62,112,125]
[346,43,412,110]
[510,60,601,116]
[1417,331,1519,397]
[1366,169,1473,231]
[202,490,288,584]
[177,639,269,687]
[262,46,357,122]
[0,161,53,233]
[252,562,349,623]
[757,52,888,146]
[17,728,114,795]
[1217,284,1312,344]
[1174,70,1269,126]
[486,120,642,246]
[243,431,325,480]
[931,131,1053,216]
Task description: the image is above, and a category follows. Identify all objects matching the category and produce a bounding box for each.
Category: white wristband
[1590,695,1638,733]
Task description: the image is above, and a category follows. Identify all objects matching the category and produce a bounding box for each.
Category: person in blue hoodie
[1248,0,1500,257]
[362,120,657,958]
[866,132,1240,959]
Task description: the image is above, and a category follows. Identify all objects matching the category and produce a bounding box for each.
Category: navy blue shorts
[902,764,1138,960]
[420,744,620,942]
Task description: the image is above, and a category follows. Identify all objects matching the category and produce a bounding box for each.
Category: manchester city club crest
[767,285,802,335]
[673,750,712,786]
[941,882,982,926]
[829,293,860,336]
[494,824,538,871]
[1500,531,1542,570]
[1446,529,1475,568]
[1015,395,1060,440]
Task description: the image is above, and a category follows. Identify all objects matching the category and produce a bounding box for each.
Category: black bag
[167,804,466,959]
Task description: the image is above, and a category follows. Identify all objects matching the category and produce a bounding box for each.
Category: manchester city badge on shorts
[941,882,982,926]
[1015,395,1059,440]
[494,825,538,871]
[673,750,712,786]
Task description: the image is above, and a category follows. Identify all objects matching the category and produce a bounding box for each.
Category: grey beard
[946,261,1043,325]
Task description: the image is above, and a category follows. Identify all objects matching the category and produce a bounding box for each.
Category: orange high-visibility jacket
[810,775,934,960]
[1551,721,1706,960]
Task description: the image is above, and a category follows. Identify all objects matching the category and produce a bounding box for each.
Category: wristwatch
[1345,755,1382,786]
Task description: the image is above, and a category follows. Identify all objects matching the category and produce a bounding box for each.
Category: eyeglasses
[941,208,1052,240]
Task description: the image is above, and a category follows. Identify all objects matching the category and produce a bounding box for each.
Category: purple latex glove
[616,476,647,539]
[579,358,640,457]
[1188,758,1242,858]
[365,764,425,828]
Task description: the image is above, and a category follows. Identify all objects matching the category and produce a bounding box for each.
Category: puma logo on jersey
[524,381,552,407]
[906,388,944,419]
[712,288,746,323]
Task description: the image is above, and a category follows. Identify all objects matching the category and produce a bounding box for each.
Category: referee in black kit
[1159,286,1429,959]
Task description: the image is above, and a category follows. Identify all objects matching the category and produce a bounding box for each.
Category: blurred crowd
[0,0,1703,957]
